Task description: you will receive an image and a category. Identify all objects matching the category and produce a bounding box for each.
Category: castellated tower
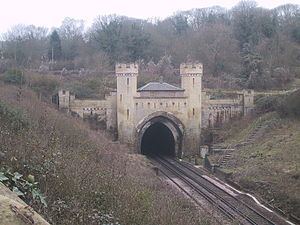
[116,63,138,143]
[180,63,203,154]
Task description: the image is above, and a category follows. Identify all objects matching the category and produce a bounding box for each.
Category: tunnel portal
[141,122,175,157]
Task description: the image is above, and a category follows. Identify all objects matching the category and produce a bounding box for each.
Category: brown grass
[0,81,214,225]
[216,112,300,218]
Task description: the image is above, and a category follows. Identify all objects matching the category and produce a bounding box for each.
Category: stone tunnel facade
[56,63,254,157]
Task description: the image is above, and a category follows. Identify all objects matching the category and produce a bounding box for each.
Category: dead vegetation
[214,112,300,219]
[0,82,214,225]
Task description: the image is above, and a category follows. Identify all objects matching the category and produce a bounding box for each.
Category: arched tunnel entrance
[141,122,175,156]
[136,113,184,158]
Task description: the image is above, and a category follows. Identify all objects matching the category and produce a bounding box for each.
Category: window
[127,109,129,120]
[127,78,129,85]
[148,102,150,108]
[62,90,66,95]
[154,103,156,109]
[120,94,122,102]
[193,78,195,87]
[193,108,195,116]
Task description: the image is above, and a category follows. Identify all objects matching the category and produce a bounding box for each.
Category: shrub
[255,95,282,113]
[0,85,212,225]
[69,78,106,99]
[277,90,300,118]
[0,101,28,130]
[255,90,300,119]
[29,76,60,99]
[1,69,25,85]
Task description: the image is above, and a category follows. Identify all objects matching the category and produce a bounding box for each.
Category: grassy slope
[218,113,300,217]
[0,82,214,225]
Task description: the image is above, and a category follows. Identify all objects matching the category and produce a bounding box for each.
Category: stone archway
[136,111,184,157]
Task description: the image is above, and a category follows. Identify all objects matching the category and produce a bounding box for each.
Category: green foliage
[29,76,59,98]
[0,101,28,130]
[292,26,300,43]
[171,14,189,35]
[216,110,300,217]
[2,69,25,85]
[91,16,151,63]
[48,30,62,61]
[277,90,300,118]
[0,3,299,90]
[91,15,124,63]
[255,90,300,119]
[68,78,106,99]
[124,23,150,61]
[255,95,282,113]
[0,168,47,207]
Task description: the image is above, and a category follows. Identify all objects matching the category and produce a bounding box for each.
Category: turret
[116,63,138,143]
[180,63,202,119]
[180,63,203,94]
[180,63,203,154]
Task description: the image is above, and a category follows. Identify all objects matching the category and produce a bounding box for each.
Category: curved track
[152,156,287,225]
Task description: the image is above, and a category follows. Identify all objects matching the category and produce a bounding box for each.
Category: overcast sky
[0,0,299,33]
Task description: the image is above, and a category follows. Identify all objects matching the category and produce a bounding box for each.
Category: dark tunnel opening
[141,122,175,157]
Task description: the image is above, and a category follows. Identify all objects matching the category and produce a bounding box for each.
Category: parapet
[115,63,138,75]
[180,63,203,76]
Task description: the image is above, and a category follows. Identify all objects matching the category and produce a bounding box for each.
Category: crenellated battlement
[115,63,139,75]
[180,63,203,76]
[55,60,256,158]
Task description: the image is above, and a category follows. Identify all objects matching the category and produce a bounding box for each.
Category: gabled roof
[138,82,184,92]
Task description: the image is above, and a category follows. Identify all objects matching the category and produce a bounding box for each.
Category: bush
[255,95,282,113]
[0,101,28,130]
[255,90,300,119]
[277,90,300,118]
[68,78,106,99]
[29,76,60,98]
[1,69,25,85]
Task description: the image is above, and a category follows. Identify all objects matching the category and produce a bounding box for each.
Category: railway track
[152,156,289,225]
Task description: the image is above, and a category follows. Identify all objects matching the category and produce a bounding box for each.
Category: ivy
[0,168,47,207]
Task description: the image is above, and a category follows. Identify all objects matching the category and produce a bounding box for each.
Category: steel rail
[154,156,277,225]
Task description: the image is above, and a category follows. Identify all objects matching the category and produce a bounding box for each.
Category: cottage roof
[138,82,184,92]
